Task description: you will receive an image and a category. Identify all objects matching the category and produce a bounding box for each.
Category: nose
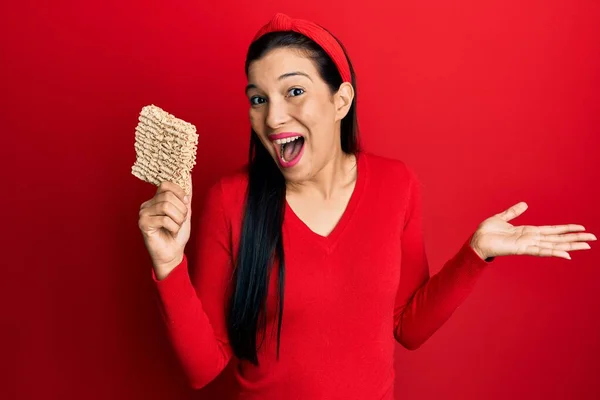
[265,98,290,130]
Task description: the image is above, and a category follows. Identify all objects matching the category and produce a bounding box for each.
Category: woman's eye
[288,88,305,97]
[250,96,265,106]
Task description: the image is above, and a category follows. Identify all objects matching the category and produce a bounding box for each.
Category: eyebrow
[245,71,312,94]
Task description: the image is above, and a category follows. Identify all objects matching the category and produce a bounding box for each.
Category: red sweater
[152,151,491,399]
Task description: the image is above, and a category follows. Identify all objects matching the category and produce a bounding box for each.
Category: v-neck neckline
[284,151,367,254]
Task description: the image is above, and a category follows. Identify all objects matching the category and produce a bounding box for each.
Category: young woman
[138,13,596,399]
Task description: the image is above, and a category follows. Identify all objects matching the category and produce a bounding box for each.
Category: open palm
[470,202,596,260]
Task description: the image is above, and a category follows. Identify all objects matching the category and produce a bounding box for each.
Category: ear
[333,82,354,121]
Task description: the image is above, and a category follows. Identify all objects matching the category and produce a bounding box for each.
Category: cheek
[248,110,271,149]
[297,102,336,144]
[295,99,326,130]
[249,110,263,132]
[248,109,257,124]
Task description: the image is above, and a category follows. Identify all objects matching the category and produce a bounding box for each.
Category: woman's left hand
[470,202,596,261]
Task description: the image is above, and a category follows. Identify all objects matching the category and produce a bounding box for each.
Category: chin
[270,152,302,177]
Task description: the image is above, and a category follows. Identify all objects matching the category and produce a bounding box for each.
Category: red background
[2,0,599,399]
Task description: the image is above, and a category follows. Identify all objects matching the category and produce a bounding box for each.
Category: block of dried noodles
[131,104,198,195]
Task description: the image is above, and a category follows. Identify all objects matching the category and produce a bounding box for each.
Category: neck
[286,147,357,201]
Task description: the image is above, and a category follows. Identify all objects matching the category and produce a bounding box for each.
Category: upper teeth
[274,136,302,145]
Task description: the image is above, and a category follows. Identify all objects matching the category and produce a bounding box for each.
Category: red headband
[252,13,352,83]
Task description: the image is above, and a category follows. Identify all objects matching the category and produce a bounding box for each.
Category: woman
[138,13,596,399]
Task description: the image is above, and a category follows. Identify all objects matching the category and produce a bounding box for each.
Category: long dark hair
[226,29,360,366]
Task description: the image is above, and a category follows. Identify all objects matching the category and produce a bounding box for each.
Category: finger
[161,192,188,216]
[538,232,597,243]
[157,181,187,205]
[145,215,181,235]
[497,202,528,222]
[185,193,192,220]
[525,245,571,260]
[537,224,586,235]
[140,199,150,210]
[536,241,591,252]
[145,200,187,226]
[143,191,188,216]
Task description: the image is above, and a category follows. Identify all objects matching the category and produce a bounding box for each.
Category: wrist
[153,254,184,280]
[471,245,488,261]
[469,232,489,261]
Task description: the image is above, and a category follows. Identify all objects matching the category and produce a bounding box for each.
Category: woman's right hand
[138,178,192,278]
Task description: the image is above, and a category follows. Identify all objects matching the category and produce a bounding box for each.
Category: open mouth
[274,136,305,167]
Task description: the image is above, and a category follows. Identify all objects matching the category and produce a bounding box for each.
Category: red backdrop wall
[2,0,599,399]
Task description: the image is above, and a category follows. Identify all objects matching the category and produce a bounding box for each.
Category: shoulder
[214,165,249,198]
[360,151,419,186]
[202,165,248,220]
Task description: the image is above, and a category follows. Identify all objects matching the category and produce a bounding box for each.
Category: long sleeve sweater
[151,151,492,399]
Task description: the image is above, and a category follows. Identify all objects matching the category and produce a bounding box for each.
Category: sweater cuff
[151,254,196,306]
[151,254,203,324]
[453,234,493,278]
[151,254,188,283]
[466,232,496,263]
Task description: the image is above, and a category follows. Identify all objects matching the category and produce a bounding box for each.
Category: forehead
[247,47,318,82]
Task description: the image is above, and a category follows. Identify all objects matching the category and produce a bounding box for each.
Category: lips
[268,131,304,142]
[269,132,305,168]
[274,137,305,168]
[269,131,304,161]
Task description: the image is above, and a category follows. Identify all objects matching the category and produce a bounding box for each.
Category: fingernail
[584,243,591,249]
[184,196,189,203]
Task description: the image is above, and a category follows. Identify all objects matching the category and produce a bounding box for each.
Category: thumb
[183,174,193,201]
[497,201,528,222]
[186,174,193,219]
